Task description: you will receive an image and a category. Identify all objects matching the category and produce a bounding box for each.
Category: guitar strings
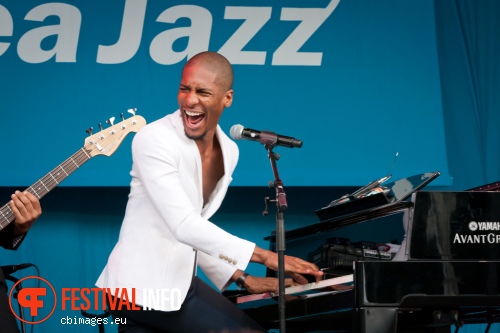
[0,117,140,229]
[0,147,91,229]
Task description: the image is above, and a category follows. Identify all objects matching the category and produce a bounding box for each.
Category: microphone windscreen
[230,124,244,140]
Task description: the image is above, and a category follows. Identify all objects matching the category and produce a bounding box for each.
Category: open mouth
[184,110,205,127]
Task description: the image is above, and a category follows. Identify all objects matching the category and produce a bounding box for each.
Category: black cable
[3,263,40,333]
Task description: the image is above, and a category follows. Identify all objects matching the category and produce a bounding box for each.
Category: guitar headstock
[84,109,146,157]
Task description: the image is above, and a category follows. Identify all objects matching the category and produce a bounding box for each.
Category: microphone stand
[260,131,288,333]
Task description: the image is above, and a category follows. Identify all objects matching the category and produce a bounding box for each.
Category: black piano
[231,177,500,332]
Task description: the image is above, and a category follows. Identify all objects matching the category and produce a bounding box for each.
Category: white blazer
[96,110,255,310]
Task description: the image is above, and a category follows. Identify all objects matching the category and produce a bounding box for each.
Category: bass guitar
[0,109,146,230]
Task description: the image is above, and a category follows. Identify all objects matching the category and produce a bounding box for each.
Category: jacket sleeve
[0,223,25,250]
[132,125,255,272]
[197,250,237,291]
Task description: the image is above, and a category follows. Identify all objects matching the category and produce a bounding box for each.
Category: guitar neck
[0,148,92,230]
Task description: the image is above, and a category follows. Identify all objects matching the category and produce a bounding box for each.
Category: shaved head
[184,52,234,91]
[178,51,235,142]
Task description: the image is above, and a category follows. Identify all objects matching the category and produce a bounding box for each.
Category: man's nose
[185,91,199,106]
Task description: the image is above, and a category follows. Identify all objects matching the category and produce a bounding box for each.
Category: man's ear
[224,89,234,107]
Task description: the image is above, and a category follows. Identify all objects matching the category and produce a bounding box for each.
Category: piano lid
[314,171,440,222]
[385,171,441,202]
[266,172,440,242]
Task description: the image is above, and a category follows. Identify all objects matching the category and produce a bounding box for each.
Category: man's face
[178,63,233,141]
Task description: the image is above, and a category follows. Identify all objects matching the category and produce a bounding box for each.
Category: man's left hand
[243,276,298,294]
[10,191,42,235]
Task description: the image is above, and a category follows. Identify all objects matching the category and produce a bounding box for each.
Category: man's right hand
[251,246,324,283]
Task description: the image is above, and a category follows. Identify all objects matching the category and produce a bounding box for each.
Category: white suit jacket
[96,110,255,310]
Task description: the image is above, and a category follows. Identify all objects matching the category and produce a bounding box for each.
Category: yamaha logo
[468,221,500,231]
[468,221,478,231]
[455,221,500,244]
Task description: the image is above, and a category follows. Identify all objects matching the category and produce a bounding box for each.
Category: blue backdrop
[1,0,451,187]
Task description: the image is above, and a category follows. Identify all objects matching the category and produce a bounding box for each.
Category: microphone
[1,263,33,276]
[230,124,303,148]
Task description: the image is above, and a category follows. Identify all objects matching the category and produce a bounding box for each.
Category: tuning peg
[106,117,115,126]
[128,108,137,116]
[99,123,103,131]
[86,127,93,136]
[120,113,125,121]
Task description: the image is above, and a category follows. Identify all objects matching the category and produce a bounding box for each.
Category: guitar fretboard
[0,148,91,230]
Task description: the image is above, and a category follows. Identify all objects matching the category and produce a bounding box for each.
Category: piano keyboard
[236,274,354,304]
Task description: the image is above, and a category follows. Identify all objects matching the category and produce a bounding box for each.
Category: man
[97,51,322,332]
[0,191,42,333]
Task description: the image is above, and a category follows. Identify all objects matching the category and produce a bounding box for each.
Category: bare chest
[201,151,224,205]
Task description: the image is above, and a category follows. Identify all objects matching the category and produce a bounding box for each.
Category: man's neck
[195,130,217,157]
